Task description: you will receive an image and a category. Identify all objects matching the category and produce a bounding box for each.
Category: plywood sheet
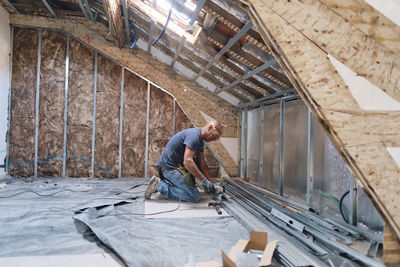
[148,85,173,177]
[9,27,38,177]
[66,39,94,177]
[94,55,121,178]
[121,71,147,178]
[37,30,66,177]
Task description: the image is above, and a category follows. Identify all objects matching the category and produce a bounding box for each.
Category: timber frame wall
[238,0,400,263]
[7,26,221,179]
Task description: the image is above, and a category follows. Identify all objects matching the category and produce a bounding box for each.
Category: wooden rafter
[102,0,126,48]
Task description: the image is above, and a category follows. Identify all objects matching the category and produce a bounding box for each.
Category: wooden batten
[384,221,400,265]
[238,0,400,254]
[102,0,126,48]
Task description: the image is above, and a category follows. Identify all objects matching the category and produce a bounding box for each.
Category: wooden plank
[102,0,126,48]
[384,222,400,265]
[239,0,400,239]
[320,0,400,56]
[249,0,400,103]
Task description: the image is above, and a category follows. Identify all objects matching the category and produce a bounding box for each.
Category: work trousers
[157,169,201,203]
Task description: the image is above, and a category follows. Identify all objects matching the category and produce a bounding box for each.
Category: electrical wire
[339,190,350,224]
[129,20,138,49]
[152,6,172,45]
[0,188,92,198]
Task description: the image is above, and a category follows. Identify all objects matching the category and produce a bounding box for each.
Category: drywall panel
[94,55,121,178]
[37,30,66,177]
[66,39,94,177]
[121,71,147,178]
[0,7,9,176]
[262,103,280,193]
[8,27,38,177]
[148,85,173,177]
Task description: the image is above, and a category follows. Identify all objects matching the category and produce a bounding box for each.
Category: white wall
[0,6,10,175]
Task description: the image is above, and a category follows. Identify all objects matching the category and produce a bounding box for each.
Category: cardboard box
[191,231,277,267]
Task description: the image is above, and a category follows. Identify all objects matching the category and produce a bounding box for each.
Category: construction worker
[144,120,223,202]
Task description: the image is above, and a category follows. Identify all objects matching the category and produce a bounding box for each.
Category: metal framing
[91,52,98,178]
[144,82,151,177]
[3,0,19,13]
[243,108,248,180]
[78,0,90,20]
[238,88,295,109]
[147,20,155,54]
[118,67,125,178]
[122,0,130,42]
[349,175,358,226]
[41,0,57,17]
[306,109,314,206]
[278,98,285,196]
[6,26,14,176]
[172,99,176,135]
[238,109,242,177]
[214,59,277,95]
[188,0,206,26]
[83,0,94,22]
[170,36,186,69]
[34,30,42,178]
[257,105,264,187]
[62,35,70,178]
[193,21,253,81]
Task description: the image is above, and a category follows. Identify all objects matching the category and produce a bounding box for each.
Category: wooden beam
[102,0,126,48]
[384,221,400,265]
[240,0,400,242]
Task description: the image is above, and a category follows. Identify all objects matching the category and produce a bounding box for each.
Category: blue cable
[152,6,172,45]
[339,190,350,224]
[129,20,138,49]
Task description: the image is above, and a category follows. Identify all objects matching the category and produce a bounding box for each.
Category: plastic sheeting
[0,177,249,266]
[245,108,261,185]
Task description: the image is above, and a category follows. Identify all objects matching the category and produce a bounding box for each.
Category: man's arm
[183,146,205,180]
[197,151,212,182]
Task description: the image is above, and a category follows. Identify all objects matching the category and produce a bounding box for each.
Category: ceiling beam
[121,0,130,42]
[170,36,186,69]
[102,0,126,48]
[147,20,155,54]
[41,0,56,17]
[238,88,296,109]
[78,0,90,20]
[213,59,277,95]
[83,0,94,21]
[189,0,206,26]
[3,0,19,13]
[192,20,253,82]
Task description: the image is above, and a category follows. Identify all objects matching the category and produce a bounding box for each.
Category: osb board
[8,27,38,177]
[94,54,121,178]
[121,70,147,178]
[148,85,174,177]
[37,30,66,177]
[66,38,94,177]
[384,222,400,265]
[242,0,400,238]
[174,103,193,133]
[9,15,239,176]
[320,0,400,56]
[250,0,400,103]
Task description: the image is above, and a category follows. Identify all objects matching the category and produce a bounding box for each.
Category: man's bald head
[201,120,223,142]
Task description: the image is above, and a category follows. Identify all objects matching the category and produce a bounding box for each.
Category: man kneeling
[145,120,223,202]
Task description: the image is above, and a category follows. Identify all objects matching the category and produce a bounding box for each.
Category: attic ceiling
[1,0,295,106]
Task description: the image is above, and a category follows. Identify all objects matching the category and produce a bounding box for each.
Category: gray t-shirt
[158,128,204,171]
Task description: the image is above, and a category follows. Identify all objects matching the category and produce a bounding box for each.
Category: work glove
[201,177,216,194]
